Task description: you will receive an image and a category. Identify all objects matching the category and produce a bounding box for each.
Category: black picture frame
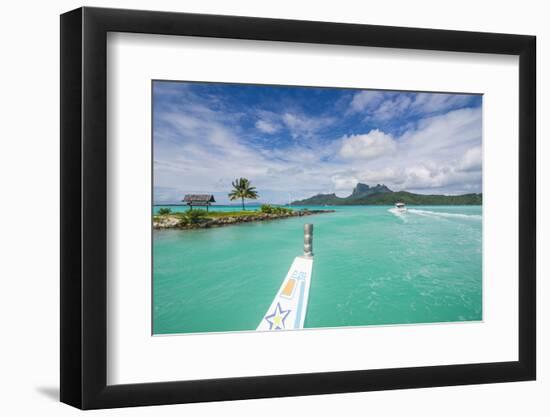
[60,6,536,410]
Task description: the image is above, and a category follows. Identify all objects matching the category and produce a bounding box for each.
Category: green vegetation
[292,193,343,205]
[357,191,482,205]
[153,206,331,229]
[292,183,482,206]
[228,178,259,210]
[177,209,207,226]
[260,204,293,215]
[158,207,172,215]
[172,210,257,219]
[202,210,256,218]
[169,207,294,221]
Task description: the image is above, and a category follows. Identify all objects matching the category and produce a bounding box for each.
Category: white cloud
[459,146,482,172]
[156,105,482,201]
[348,90,477,123]
[332,107,483,195]
[339,129,397,160]
[154,86,482,203]
[399,107,482,158]
[356,167,404,185]
[402,165,442,189]
[281,112,334,138]
[155,108,340,203]
[349,90,384,113]
[400,165,481,192]
[330,174,359,193]
[370,95,412,121]
[410,93,473,114]
[255,119,279,134]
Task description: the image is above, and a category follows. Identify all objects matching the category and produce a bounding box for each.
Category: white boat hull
[257,256,313,331]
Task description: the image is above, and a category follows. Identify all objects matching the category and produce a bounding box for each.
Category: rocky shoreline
[153,209,335,230]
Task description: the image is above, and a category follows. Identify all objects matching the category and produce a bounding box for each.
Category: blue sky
[153,81,482,204]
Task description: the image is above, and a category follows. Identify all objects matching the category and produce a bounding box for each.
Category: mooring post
[303,223,313,257]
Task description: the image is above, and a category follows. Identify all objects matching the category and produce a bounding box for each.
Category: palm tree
[228,178,259,210]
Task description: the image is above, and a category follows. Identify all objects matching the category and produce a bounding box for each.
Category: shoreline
[154,203,482,208]
[153,209,335,230]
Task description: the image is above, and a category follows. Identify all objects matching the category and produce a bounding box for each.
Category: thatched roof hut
[182,194,216,211]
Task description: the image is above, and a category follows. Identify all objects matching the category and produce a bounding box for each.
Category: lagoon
[153,205,482,334]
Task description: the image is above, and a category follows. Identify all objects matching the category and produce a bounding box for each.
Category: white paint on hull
[257,256,313,331]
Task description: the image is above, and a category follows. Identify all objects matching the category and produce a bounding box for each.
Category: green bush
[260,204,292,215]
[158,207,172,215]
[260,204,274,214]
[185,209,207,224]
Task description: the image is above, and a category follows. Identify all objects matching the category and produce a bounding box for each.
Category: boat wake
[388,208,406,216]
[408,209,481,220]
[387,208,408,222]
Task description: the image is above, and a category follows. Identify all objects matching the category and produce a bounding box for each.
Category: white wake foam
[408,209,481,220]
[388,208,406,216]
[387,208,408,223]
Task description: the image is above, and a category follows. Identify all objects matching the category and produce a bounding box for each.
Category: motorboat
[395,202,407,212]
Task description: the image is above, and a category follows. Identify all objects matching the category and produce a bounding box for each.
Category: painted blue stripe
[294,280,305,328]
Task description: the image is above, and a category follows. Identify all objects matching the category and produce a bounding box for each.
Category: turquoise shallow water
[153,205,482,334]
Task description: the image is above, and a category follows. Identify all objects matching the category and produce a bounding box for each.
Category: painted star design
[264,303,291,330]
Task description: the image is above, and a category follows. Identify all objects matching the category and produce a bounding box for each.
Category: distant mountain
[290,193,344,205]
[349,183,392,199]
[291,183,482,206]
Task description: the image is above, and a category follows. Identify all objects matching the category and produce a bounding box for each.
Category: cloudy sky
[153,81,482,205]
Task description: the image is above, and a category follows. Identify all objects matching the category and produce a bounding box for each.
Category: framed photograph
[60,7,536,409]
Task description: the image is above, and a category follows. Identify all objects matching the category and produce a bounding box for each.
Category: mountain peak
[351,183,392,198]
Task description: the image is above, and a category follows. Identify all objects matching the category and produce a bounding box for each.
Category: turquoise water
[153,205,482,334]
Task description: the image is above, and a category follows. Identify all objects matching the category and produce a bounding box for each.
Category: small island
[154,177,334,230]
[153,205,334,230]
